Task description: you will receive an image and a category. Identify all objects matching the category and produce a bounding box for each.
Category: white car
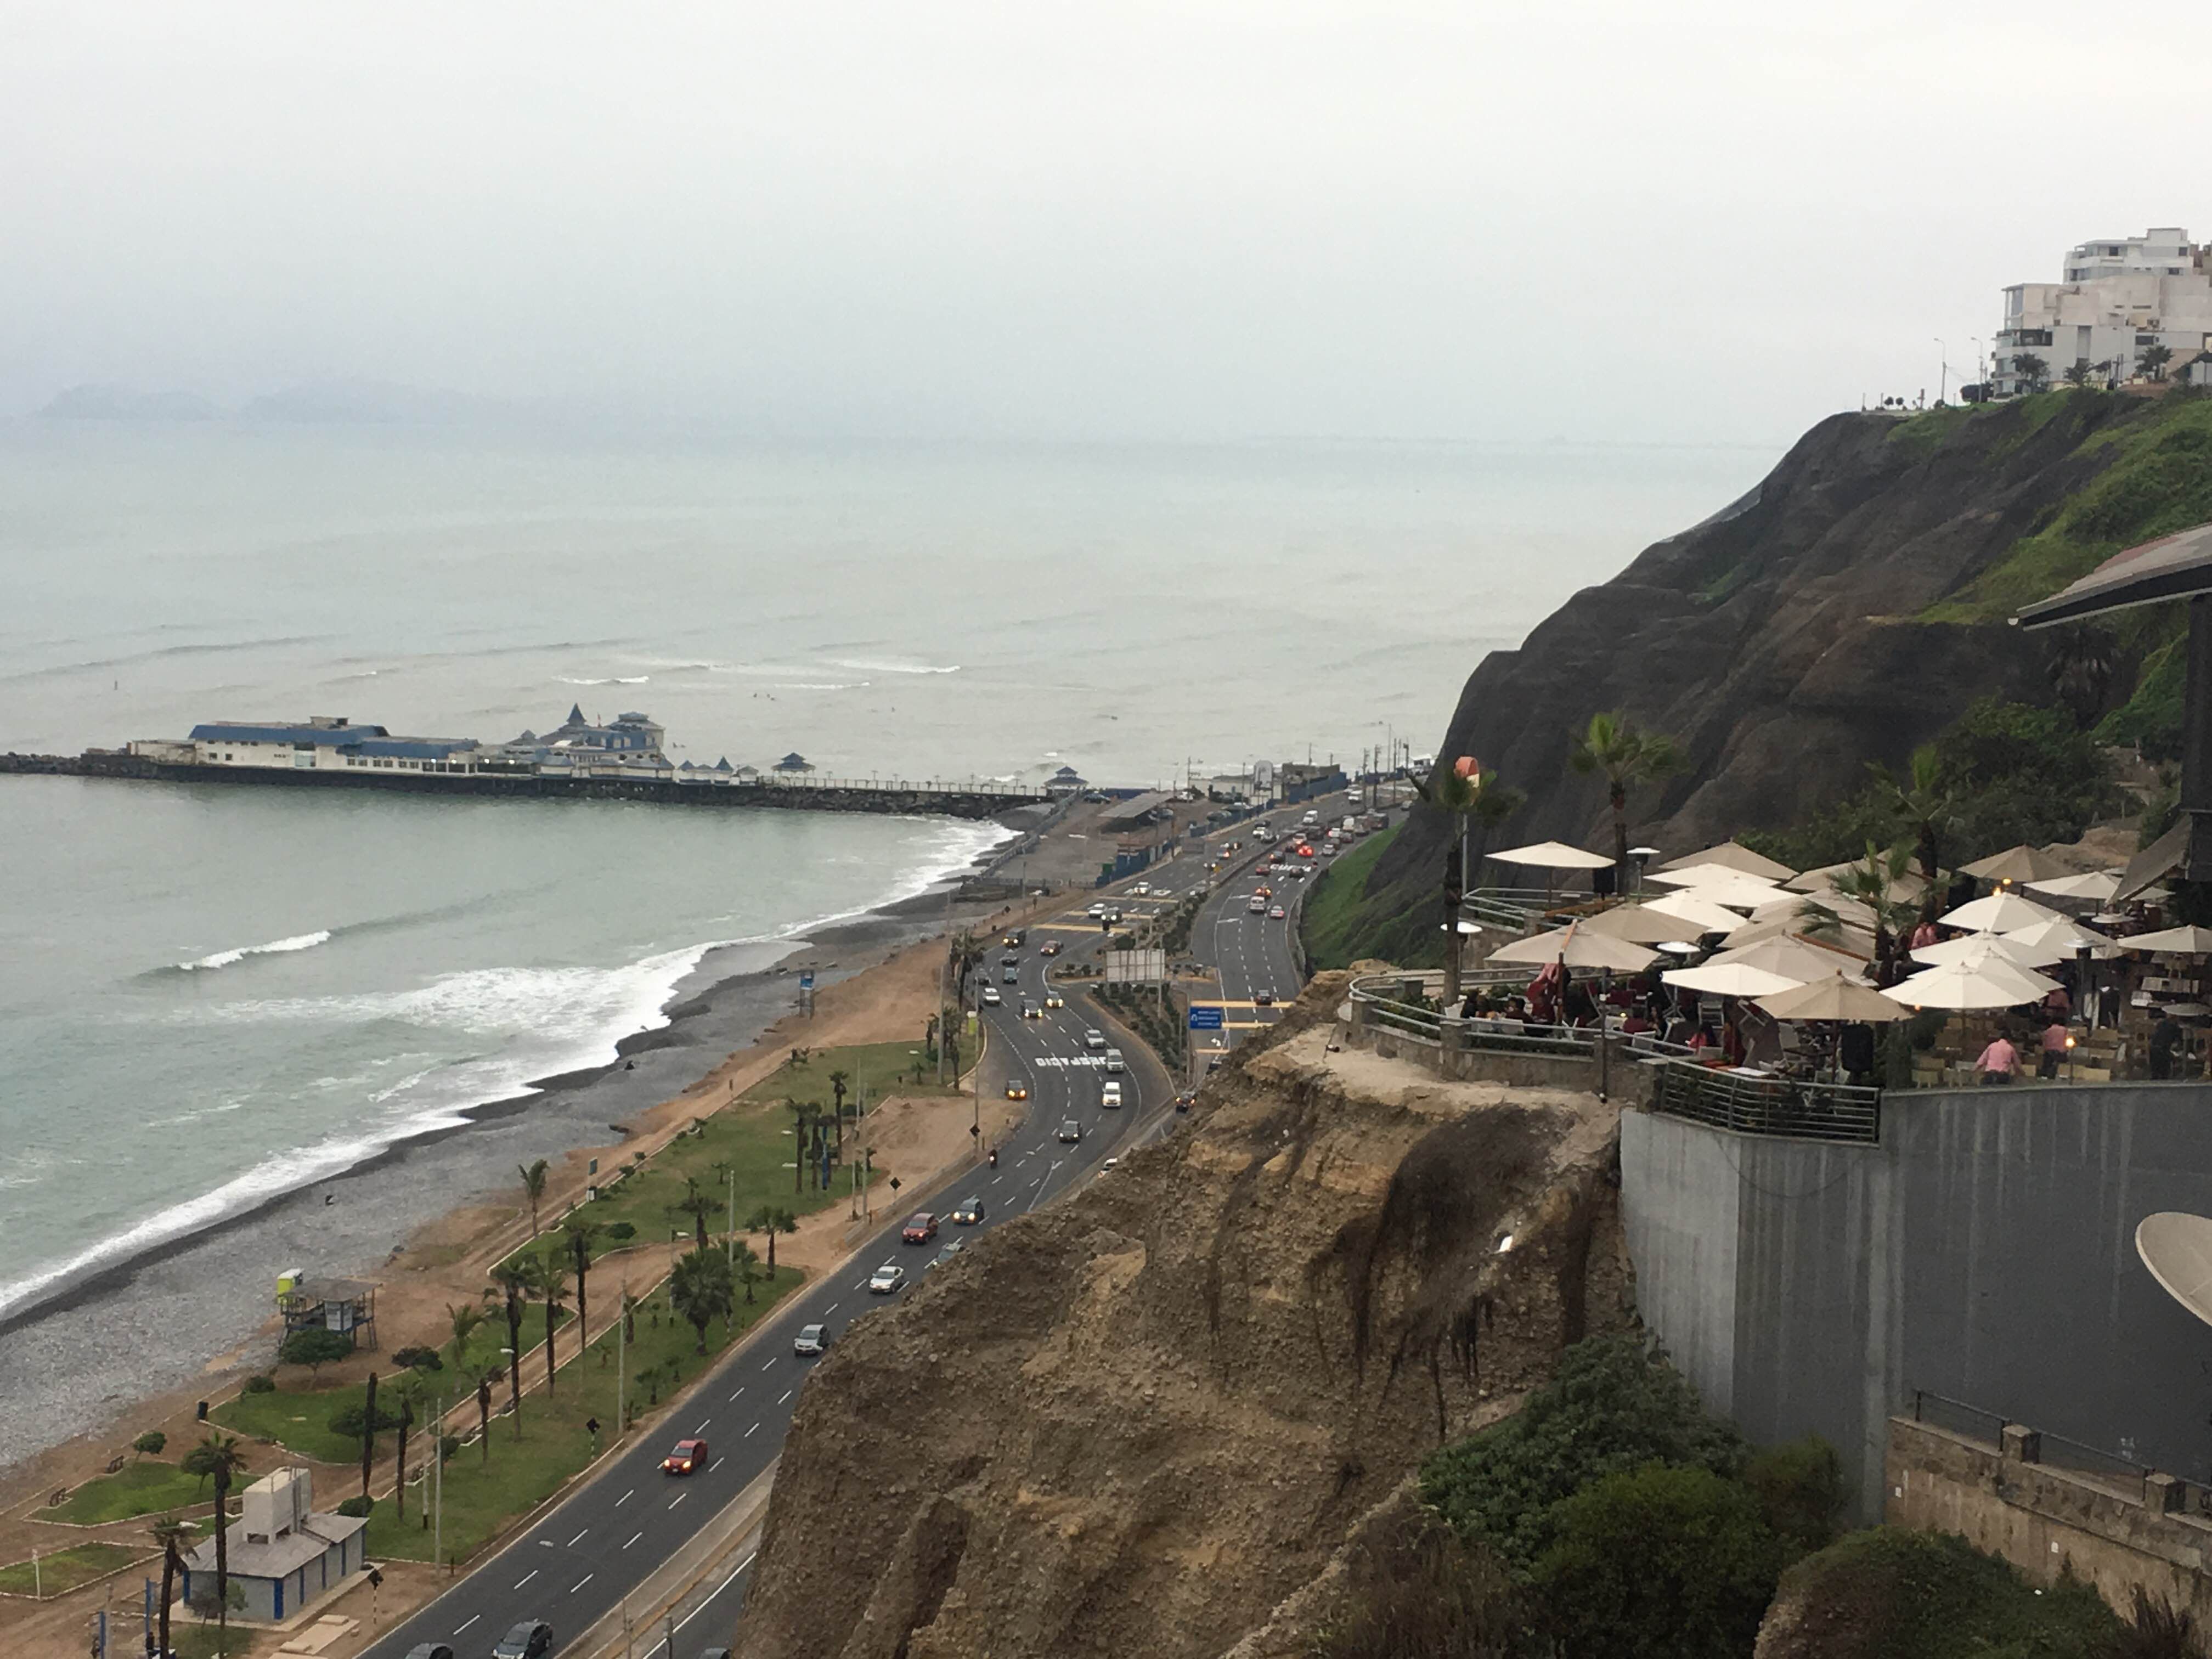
[1132,881,1151,895]
[981,986,1002,1006]
[1087,902,1108,919]
[1101,1080,1123,1108]
[867,1263,906,1295]
[1084,1028,1106,1049]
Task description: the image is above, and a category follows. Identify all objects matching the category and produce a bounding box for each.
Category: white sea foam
[830,658,960,675]
[554,674,651,686]
[176,930,332,972]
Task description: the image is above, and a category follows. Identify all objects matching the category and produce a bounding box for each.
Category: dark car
[405,1646,456,1659]
[902,1211,939,1244]
[951,1195,986,1224]
[492,1622,554,1659]
[1058,1119,1082,1143]
[1001,967,1020,983]
[1173,1091,1195,1113]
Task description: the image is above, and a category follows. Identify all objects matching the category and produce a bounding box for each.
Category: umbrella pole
[1598,967,1611,1102]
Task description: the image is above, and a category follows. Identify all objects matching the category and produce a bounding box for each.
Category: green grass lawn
[40,1459,212,1523]
[0,1540,143,1597]
[1298,824,1400,970]
[740,1038,964,1107]
[362,1263,802,1562]
[213,1312,565,1465]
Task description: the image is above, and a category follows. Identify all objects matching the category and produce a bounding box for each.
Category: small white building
[179,1467,366,1624]
[1993,228,2212,396]
[187,717,483,774]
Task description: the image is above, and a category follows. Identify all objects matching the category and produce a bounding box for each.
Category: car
[1255,989,1276,1007]
[951,1195,986,1224]
[1087,902,1108,919]
[1040,940,1062,957]
[1102,1156,1120,1171]
[1003,929,1026,946]
[1270,906,1286,920]
[1103,1047,1124,1073]
[1084,1029,1106,1050]
[1082,791,1109,803]
[1248,898,1267,914]
[1001,952,1021,967]
[1254,884,1272,898]
[1044,990,1065,1009]
[1103,907,1122,923]
[405,1647,456,1659]
[1058,1119,1082,1143]
[661,1437,707,1475]
[1296,844,1316,859]
[491,1622,554,1659]
[1020,1000,1042,1020]
[902,1211,939,1244]
[1132,881,1151,895]
[929,1239,966,1270]
[981,986,1002,1006]
[793,1323,829,1356]
[1101,1080,1123,1108]
[1001,967,1020,983]
[868,1262,906,1294]
[1173,1091,1195,1113]
[1005,1081,1029,1100]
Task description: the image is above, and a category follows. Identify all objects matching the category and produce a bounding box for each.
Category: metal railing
[1909,1389,2008,1444]
[1462,886,1556,930]
[1908,1390,2212,1514]
[1650,1059,1881,1144]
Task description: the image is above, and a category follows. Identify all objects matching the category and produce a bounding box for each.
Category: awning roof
[2016,522,2212,629]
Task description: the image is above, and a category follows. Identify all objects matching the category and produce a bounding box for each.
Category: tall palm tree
[1569,711,1685,876]
[785,1099,816,1193]
[190,1431,249,1652]
[2045,624,2117,728]
[485,1261,532,1436]
[668,1176,716,1251]
[1866,744,1957,892]
[359,1369,379,1501]
[731,1239,763,1305]
[445,1302,485,1374]
[517,1158,550,1238]
[1467,778,1529,891]
[150,1514,191,1659]
[528,1249,569,1396]
[669,1248,736,1352]
[562,1217,601,1347]
[1814,840,1923,982]
[391,1379,418,1522]
[2139,342,2174,382]
[475,1369,495,1464]
[745,1204,798,1274]
[2013,352,2050,391]
[1417,758,1487,1006]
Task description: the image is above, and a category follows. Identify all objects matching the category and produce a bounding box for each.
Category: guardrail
[1650,1059,1881,1144]
[1462,887,1556,930]
[1908,1390,2212,1514]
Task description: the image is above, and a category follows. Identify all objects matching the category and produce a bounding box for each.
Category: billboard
[1103,946,1167,984]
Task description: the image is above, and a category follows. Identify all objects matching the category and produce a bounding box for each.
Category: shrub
[327,1402,404,1441]
[243,1373,277,1394]
[131,1430,167,1459]
[392,1346,444,1372]
[605,1221,637,1242]
[278,1327,355,1376]
[1528,1463,1788,1659]
[334,1495,374,1519]
[1743,1435,1847,1556]
[1420,1334,1747,1568]
[1315,1503,1533,1659]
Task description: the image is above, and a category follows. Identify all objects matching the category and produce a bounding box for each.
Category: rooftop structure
[185,719,480,771]
[180,1467,367,1623]
[1993,227,2212,396]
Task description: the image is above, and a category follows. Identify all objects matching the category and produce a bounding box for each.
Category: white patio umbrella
[1937,890,2066,933]
[1643,891,1757,935]
[1491,840,1615,870]
[1911,930,2059,969]
[1882,954,2061,1011]
[1725,911,1880,958]
[1488,925,1658,973]
[2121,925,2212,955]
[1658,842,1797,882]
[1756,972,1911,1023]
[2024,870,2123,902]
[1707,935,1869,981]
[1666,873,1796,912]
[1582,905,1702,946]
[2001,916,2120,961]
[1960,844,2073,885]
[1648,862,1785,894]
[1661,960,1807,997]
[1787,860,1929,904]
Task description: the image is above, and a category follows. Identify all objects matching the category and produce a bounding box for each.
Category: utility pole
[725,1169,736,1265]
[617,1284,627,1434]
[432,1389,445,1572]
[1934,337,1950,403]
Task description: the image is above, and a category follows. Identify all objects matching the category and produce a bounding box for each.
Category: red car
[662,1437,707,1475]
[1294,843,1316,859]
[902,1211,939,1244]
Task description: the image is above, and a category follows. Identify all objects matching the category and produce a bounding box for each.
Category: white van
[1104,1047,1125,1074]
[1101,1080,1124,1108]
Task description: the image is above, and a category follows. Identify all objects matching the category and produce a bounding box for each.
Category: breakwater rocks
[0,751,1037,821]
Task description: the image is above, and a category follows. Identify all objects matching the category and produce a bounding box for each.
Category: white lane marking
[854,1279,870,1290]
[623,1530,644,1549]
[514,1568,538,1588]
[669,1491,687,1510]
[454,1615,480,1634]
[823,1301,839,1314]
[695,1416,712,1431]
[615,1488,634,1507]
[570,1572,594,1593]
[760,1358,777,1372]
[678,1560,754,1630]
[746,1421,760,1437]
[728,1386,744,1401]
[989,1175,1001,1186]
[777,1388,793,1405]
[709,1456,724,1472]
[567,1527,588,1547]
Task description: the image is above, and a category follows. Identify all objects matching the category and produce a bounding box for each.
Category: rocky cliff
[730,977,1631,1659]
[1338,390,2212,962]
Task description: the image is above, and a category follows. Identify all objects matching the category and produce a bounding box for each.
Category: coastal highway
[360,885,1172,1659]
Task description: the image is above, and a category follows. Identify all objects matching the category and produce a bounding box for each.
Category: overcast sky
[5,1,2208,445]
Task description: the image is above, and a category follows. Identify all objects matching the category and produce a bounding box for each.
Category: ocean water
[0,420,1768,1327]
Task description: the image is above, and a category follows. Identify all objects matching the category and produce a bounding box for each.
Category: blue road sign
[1188,1006,1224,1030]
[799,971,815,990]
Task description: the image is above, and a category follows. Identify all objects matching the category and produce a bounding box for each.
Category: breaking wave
[175,930,332,972]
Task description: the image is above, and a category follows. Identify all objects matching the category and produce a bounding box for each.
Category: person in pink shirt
[1978,1031,2018,1085]
[2038,1019,2071,1079]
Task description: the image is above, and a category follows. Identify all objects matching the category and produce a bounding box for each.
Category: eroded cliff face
[732,977,1631,1659]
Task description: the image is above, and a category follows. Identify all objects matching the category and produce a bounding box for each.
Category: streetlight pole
[1934,337,1949,403]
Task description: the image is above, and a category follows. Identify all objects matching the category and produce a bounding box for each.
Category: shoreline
[0,828,1026,1472]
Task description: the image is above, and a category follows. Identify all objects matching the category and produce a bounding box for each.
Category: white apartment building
[1991,227,2212,397]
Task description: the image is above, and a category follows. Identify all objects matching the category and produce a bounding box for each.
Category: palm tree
[392,1378,418,1521]
[785,1099,817,1193]
[2139,342,2174,382]
[669,1248,736,1353]
[528,1249,569,1396]
[1416,758,1487,1005]
[1813,840,1922,981]
[1467,777,1529,893]
[668,1176,716,1250]
[827,1068,851,1152]
[189,1431,249,1652]
[517,1158,550,1238]
[562,1217,601,1347]
[731,1239,764,1305]
[622,1284,641,1343]
[1866,744,1957,891]
[445,1301,486,1374]
[485,1261,532,1435]
[475,1369,495,1464]
[2013,352,2050,392]
[150,1514,192,1659]
[2045,624,2117,727]
[746,1204,798,1274]
[1569,710,1685,876]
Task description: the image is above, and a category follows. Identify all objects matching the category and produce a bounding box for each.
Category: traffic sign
[1188,1006,1224,1030]
[799,971,815,990]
